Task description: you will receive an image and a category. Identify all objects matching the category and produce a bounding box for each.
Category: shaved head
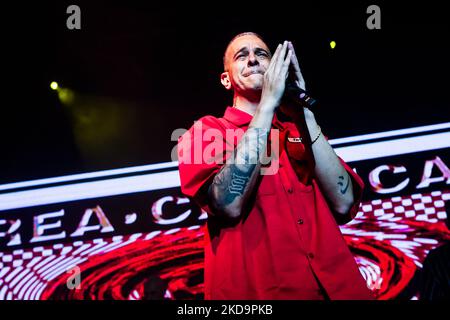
[223,32,270,71]
[220,32,272,97]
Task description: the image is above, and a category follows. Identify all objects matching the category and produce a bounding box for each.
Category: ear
[220,72,232,90]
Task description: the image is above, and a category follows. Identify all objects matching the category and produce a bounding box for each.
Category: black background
[1,1,448,183]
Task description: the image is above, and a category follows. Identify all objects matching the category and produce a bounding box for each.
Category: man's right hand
[260,41,292,111]
[207,41,292,221]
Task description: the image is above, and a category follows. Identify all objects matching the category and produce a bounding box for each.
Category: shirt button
[287,188,293,194]
[308,253,314,259]
[297,219,304,225]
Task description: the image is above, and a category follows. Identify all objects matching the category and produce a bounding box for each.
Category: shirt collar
[223,106,285,130]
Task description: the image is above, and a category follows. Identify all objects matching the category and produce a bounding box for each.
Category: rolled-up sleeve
[177,116,230,215]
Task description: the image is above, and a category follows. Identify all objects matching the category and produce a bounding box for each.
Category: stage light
[50,81,59,90]
[330,41,336,49]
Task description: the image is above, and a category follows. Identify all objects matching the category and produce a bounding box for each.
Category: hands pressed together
[260,40,306,112]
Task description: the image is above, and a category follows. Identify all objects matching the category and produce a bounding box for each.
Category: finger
[271,44,281,61]
[288,41,306,90]
[288,41,301,74]
[274,41,289,75]
[281,49,293,79]
[266,44,281,74]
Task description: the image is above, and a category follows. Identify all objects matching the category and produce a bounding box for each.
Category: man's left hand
[288,41,306,91]
[280,41,313,120]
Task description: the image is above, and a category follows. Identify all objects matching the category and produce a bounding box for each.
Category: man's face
[222,34,271,95]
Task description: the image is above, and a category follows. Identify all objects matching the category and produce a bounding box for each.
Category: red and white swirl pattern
[0,191,449,300]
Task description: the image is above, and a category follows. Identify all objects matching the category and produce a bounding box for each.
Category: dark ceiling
[1,1,448,183]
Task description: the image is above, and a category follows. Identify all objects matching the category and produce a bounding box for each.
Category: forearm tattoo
[229,172,251,195]
[211,127,268,207]
[337,174,350,194]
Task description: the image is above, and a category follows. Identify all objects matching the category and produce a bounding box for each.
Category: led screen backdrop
[0,122,449,300]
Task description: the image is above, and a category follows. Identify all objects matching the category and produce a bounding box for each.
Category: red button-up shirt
[178,106,374,300]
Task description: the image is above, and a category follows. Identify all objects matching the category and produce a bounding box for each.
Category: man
[177,32,374,300]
